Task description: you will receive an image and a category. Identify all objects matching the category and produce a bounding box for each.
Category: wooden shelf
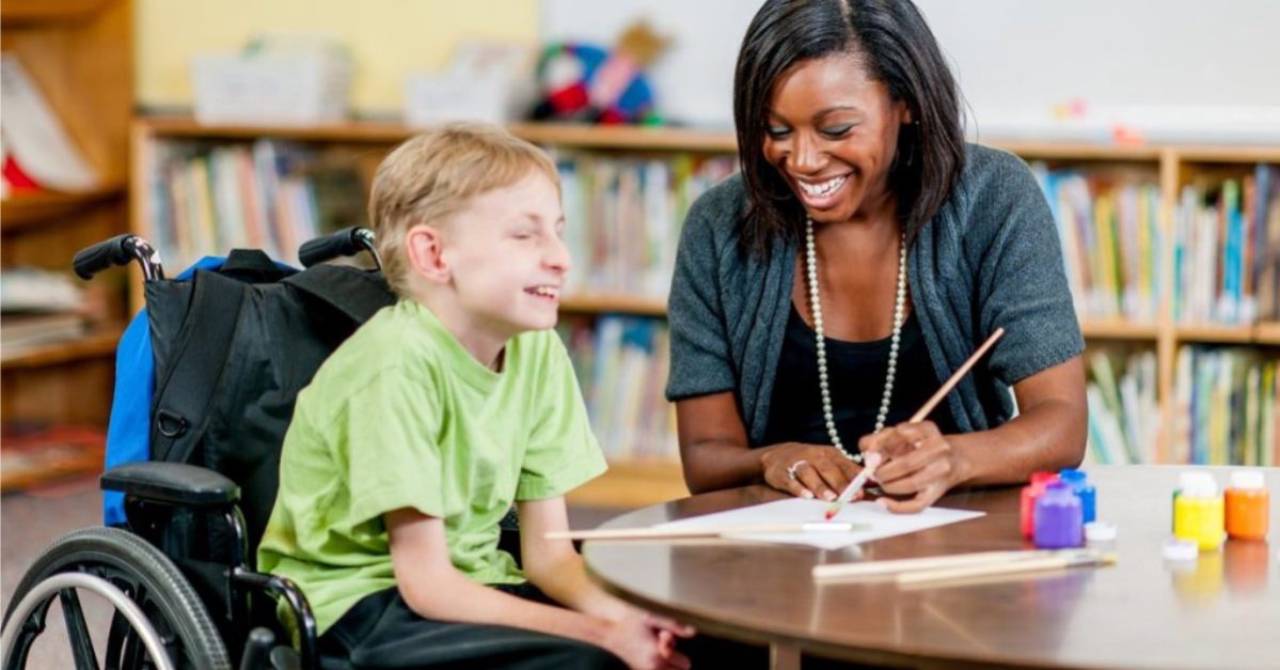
[1,328,121,371]
[1172,147,1280,164]
[1079,319,1158,340]
[138,116,412,143]
[508,122,737,153]
[1078,320,1280,346]
[567,459,688,508]
[1,185,125,232]
[986,141,1163,162]
[136,117,1280,165]
[1255,322,1280,346]
[137,117,741,153]
[1175,323,1258,344]
[560,294,667,317]
[1,0,113,26]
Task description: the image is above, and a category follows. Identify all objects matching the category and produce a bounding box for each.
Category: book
[1170,346,1278,466]
[0,55,99,192]
[1032,165,1162,322]
[1175,167,1280,324]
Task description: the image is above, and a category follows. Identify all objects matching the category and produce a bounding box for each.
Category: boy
[258,124,693,670]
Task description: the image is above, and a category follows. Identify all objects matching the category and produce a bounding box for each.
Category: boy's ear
[405,224,450,283]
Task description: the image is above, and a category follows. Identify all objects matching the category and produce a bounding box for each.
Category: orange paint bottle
[1225,471,1268,541]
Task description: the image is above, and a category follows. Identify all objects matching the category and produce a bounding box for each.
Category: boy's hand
[638,610,695,662]
[602,611,693,670]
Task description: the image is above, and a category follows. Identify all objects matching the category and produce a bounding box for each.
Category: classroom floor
[0,476,619,668]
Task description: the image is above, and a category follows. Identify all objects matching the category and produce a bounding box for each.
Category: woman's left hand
[857,421,970,513]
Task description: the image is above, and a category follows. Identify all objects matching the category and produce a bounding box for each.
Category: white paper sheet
[654,499,985,550]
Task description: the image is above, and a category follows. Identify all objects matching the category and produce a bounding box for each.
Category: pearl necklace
[804,218,907,464]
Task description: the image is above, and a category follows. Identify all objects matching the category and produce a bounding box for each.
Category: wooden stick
[896,550,1115,585]
[812,549,1051,580]
[547,521,859,541]
[908,327,1005,424]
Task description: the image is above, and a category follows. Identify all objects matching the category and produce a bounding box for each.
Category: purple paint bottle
[1034,481,1084,549]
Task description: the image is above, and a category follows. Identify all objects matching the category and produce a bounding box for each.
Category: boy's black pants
[318,583,624,670]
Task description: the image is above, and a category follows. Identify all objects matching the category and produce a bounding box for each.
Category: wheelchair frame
[2,228,383,670]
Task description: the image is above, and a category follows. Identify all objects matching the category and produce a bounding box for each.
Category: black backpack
[142,248,394,553]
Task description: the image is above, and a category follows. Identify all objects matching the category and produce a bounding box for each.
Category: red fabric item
[597,108,627,125]
[546,83,589,115]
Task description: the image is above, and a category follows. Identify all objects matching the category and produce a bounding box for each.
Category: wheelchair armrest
[233,569,318,670]
[101,462,240,508]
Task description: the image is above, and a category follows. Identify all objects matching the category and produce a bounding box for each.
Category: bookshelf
[1,0,132,428]
[130,115,1280,504]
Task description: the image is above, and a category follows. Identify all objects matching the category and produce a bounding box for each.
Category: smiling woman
[665,0,1088,514]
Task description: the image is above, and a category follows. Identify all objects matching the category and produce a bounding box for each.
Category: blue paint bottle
[1059,468,1097,523]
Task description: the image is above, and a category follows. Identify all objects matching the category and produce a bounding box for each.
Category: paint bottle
[1020,471,1058,539]
[1034,481,1084,549]
[1173,471,1225,552]
[1058,468,1097,523]
[1224,470,1268,541]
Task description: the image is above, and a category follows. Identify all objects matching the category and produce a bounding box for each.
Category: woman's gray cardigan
[665,143,1084,445]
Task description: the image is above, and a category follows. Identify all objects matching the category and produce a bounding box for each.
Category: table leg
[770,642,801,670]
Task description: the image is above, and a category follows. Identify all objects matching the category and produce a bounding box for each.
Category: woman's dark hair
[733,0,965,254]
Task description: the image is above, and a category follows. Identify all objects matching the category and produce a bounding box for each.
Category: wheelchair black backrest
[144,249,395,558]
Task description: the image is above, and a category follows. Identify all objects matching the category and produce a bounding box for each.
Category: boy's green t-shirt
[257,299,607,634]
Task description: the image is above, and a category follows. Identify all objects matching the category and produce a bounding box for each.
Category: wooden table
[582,466,1280,669]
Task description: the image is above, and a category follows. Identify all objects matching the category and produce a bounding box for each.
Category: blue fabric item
[102,257,226,525]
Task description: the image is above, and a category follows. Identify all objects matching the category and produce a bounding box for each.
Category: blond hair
[368,123,559,296]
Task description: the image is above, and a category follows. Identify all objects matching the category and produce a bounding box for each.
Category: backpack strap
[150,270,248,464]
[282,265,395,324]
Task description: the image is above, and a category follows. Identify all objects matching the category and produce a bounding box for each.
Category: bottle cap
[1030,471,1058,486]
[1229,470,1265,490]
[1085,521,1117,542]
[1162,537,1198,562]
[1059,468,1087,484]
[1042,480,1074,497]
[1178,471,1218,498]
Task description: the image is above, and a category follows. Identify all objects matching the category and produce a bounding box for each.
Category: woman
[667,0,1087,513]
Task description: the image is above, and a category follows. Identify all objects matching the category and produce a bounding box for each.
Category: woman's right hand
[760,442,863,501]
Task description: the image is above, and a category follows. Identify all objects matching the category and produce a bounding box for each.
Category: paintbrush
[824,327,1005,520]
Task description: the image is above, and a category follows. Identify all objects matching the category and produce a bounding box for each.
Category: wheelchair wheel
[2,526,231,670]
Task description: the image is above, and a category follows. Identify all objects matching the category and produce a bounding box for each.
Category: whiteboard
[541,0,1280,142]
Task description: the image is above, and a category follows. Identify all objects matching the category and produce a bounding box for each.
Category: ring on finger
[786,459,809,481]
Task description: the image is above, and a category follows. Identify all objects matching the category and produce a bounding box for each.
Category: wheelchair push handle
[298,226,381,270]
[73,234,165,281]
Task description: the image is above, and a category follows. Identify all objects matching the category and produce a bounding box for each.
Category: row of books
[1173,164,1280,324]
[1033,162,1280,326]
[144,140,738,285]
[559,315,678,461]
[556,152,737,298]
[0,269,95,356]
[1033,165,1164,322]
[1169,347,1278,467]
[1087,346,1279,466]
[1084,351,1160,465]
[144,140,365,270]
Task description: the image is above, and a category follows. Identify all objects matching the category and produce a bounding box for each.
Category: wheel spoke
[104,607,132,670]
[58,588,100,670]
[121,628,144,670]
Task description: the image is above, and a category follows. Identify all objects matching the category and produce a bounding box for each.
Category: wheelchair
[1,228,519,669]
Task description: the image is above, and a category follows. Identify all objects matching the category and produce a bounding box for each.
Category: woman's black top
[761,304,960,452]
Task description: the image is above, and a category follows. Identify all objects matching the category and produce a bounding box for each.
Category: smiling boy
[258,124,692,670]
